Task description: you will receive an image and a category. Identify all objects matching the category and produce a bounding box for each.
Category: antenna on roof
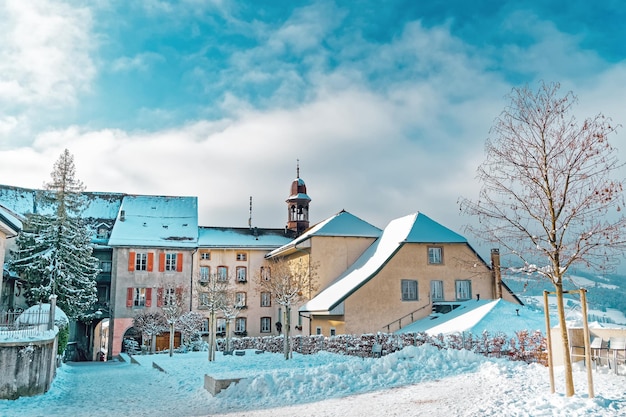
[296,158,300,178]
[248,196,253,229]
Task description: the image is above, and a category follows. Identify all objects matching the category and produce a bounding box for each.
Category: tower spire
[286,161,311,237]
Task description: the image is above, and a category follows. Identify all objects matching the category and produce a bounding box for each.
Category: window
[163,288,176,306]
[200,252,210,260]
[201,319,209,333]
[199,292,209,308]
[216,318,226,335]
[134,288,146,307]
[136,253,148,271]
[261,266,270,281]
[316,327,322,335]
[235,317,246,334]
[217,266,228,282]
[431,280,444,301]
[428,247,443,264]
[236,266,247,282]
[261,317,271,333]
[330,328,336,336]
[127,287,151,308]
[100,261,112,273]
[401,279,418,301]
[165,253,177,271]
[199,266,210,282]
[236,252,247,261]
[261,292,271,307]
[456,280,472,301]
[235,292,246,307]
[97,226,110,239]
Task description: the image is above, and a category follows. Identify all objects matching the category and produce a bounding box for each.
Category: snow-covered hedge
[215,330,547,365]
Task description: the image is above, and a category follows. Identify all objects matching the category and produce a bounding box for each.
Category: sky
[1,0,626,249]
[1,344,624,416]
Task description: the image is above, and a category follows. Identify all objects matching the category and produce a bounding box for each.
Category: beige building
[268,211,522,337]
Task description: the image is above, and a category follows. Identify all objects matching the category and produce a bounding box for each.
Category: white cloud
[111,52,165,73]
[0,0,96,144]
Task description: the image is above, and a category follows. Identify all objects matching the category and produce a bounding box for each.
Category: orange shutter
[158,253,165,272]
[176,253,183,272]
[147,253,154,272]
[128,252,136,271]
[146,288,152,307]
[126,288,134,307]
[157,288,164,307]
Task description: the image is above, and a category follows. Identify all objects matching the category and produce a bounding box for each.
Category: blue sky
[1,0,625,257]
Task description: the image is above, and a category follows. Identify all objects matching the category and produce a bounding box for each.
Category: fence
[211,330,548,366]
[0,309,51,339]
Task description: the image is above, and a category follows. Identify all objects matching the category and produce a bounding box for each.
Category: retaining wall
[0,335,58,400]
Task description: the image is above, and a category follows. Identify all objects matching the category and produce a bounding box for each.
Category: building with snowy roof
[269,211,522,337]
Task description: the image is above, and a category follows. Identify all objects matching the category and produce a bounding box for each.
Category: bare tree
[197,272,228,361]
[256,258,318,360]
[159,283,185,357]
[459,82,625,396]
[176,311,204,349]
[219,292,244,353]
[133,311,167,354]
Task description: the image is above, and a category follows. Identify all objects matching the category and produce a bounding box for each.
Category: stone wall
[0,335,58,400]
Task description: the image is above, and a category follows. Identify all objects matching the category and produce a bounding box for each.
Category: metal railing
[382,300,433,333]
[0,309,51,339]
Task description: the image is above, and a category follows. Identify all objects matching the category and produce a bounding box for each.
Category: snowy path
[1,346,624,417]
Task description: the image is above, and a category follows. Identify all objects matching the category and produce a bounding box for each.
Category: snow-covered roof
[0,184,123,220]
[267,210,382,258]
[199,227,293,249]
[396,299,546,337]
[108,195,198,248]
[300,212,475,314]
[0,204,22,237]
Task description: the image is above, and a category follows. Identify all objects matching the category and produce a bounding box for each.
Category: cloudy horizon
[1,1,625,264]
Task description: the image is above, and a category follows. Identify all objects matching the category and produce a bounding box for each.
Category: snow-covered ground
[1,345,624,417]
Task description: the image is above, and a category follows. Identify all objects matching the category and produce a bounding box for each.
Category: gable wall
[308,236,378,290]
[343,243,494,335]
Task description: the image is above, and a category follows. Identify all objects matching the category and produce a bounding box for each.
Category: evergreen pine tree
[9,149,99,319]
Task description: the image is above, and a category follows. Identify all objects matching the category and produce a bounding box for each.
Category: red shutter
[158,253,165,272]
[128,252,136,271]
[147,253,154,272]
[157,288,164,307]
[176,253,183,272]
[126,288,134,308]
[175,287,183,303]
[146,288,152,307]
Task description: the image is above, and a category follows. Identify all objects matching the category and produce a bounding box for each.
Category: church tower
[286,161,311,237]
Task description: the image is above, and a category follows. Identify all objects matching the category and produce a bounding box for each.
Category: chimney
[491,248,502,299]
[120,210,125,222]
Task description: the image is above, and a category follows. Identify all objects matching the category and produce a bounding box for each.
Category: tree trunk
[208,311,216,362]
[283,306,291,360]
[225,320,231,352]
[555,281,575,396]
[169,323,174,357]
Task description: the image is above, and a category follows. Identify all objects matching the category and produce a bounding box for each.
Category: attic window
[428,247,443,264]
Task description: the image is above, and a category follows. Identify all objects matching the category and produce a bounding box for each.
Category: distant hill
[502,269,626,326]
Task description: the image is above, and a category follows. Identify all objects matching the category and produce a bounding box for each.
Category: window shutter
[146,288,152,307]
[147,253,154,272]
[157,288,163,307]
[128,252,136,271]
[176,253,183,272]
[175,287,183,302]
[158,253,165,272]
[126,288,134,308]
